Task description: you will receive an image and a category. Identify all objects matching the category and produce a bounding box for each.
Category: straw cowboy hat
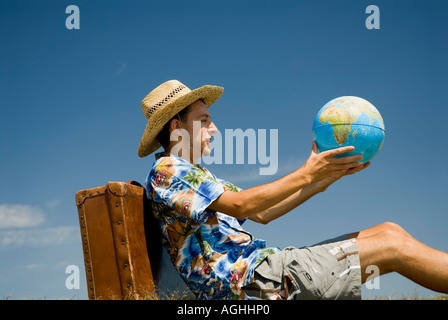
[138,80,224,157]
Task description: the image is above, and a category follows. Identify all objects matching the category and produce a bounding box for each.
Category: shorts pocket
[283,259,322,300]
[282,247,338,300]
[254,253,284,283]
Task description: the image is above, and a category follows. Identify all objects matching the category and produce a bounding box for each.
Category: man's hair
[157,106,190,150]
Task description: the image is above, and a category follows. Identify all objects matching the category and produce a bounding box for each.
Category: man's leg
[353,222,448,293]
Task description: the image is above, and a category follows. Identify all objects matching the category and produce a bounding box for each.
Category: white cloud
[115,62,127,75]
[25,263,48,270]
[44,199,61,210]
[0,203,80,249]
[0,226,80,249]
[0,204,45,229]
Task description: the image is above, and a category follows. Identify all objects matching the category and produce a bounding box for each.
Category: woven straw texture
[138,80,223,157]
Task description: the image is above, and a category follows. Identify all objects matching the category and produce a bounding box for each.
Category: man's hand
[312,161,371,193]
[302,141,366,186]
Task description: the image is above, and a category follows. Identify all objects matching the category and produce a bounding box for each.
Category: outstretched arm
[208,142,369,223]
[247,181,324,224]
[248,160,370,224]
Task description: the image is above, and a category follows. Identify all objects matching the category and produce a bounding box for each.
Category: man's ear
[170,119,182,136]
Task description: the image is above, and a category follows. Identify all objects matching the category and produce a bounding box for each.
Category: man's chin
[201,147,211,158]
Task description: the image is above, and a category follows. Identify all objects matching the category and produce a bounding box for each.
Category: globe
[312,96,385,164]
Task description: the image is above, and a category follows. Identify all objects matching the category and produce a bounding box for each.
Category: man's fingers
[328,154,363,164]
[336,161,363,171]
[323,145,355,157]
[328,146,355,156]
[345,161,371,175]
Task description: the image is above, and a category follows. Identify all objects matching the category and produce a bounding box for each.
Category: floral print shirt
[145,153,280,300]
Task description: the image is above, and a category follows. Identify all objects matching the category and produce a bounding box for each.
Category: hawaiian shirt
[145,153,280,300]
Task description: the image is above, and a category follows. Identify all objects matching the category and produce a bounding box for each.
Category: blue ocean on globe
[312,96,385,164]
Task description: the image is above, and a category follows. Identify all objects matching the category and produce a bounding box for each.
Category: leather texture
[75,181,157,299]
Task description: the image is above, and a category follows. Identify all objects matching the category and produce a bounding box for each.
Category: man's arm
[248,161,370,224]
[208,143,368,223]
[247,182,322,224]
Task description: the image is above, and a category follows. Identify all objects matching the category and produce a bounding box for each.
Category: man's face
[180,99,218,159]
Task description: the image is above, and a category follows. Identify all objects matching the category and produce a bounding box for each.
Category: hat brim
[138,85,223,158]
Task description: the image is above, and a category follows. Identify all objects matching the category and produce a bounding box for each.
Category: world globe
[312,96,385,164]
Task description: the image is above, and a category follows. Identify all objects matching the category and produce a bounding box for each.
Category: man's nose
[208,121,218,135]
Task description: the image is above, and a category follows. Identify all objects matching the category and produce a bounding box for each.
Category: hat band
[145,84,187,118]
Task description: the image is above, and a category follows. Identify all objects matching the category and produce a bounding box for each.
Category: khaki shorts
[243,235,362,300]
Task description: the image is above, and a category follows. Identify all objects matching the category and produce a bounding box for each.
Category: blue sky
[1,0,447,299]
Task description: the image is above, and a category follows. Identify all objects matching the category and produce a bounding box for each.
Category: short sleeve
[215,178,243,193]
[213,177,246,225]
[148,157,225,223]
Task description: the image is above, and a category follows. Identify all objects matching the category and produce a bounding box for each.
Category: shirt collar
[154,152,210,174]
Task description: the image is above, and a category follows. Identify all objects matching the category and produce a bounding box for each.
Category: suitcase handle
[127,180,144,188]
[76,181,145,207]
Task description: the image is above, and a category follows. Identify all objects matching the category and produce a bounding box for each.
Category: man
[138,80,448,300]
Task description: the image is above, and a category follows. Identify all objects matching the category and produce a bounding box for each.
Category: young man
[138,80,448,300]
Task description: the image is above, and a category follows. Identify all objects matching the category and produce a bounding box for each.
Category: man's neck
[163,147,198,165]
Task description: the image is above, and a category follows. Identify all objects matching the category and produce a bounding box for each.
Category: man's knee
[379,223,410,247]
[358,225,410,277]
[378,223,417,268]
[379,221,410,237]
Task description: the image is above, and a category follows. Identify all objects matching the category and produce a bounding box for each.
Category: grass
[89,285,194,300]
[364,289,448,300]
[100,290,448,300]
[3,288,447,300]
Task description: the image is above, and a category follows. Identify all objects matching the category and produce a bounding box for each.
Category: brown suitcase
[75,181,160,300]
